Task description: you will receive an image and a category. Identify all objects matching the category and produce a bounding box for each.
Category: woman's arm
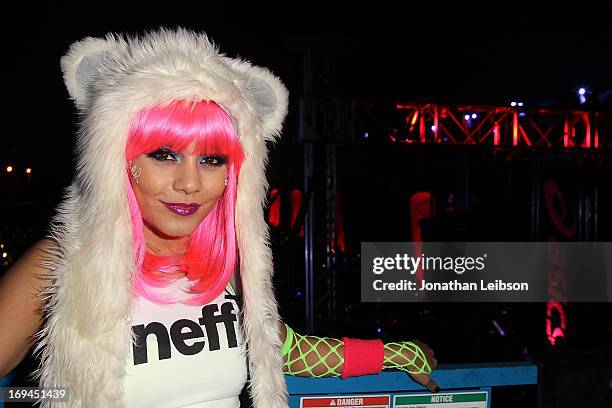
[279,321,344,377]
[0,239,54,377]
[279,321,438,391]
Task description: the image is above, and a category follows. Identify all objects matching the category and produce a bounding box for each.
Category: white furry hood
[33,28,289,407]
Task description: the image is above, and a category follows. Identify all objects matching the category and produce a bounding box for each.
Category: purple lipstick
[162,202,201,216]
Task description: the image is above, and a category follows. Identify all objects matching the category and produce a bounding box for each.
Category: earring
[224,176,228,187]
[130,161,142,184]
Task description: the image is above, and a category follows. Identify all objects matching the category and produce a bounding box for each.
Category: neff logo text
[132,300,238,365]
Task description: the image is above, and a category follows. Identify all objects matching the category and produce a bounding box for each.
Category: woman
[0,28,437,407]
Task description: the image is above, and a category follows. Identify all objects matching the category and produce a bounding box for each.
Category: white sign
[301,394,390,408]
[394,391,488,408]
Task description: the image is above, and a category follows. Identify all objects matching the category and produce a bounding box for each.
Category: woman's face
[130,140,227,244]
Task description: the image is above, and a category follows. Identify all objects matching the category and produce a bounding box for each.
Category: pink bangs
[125,100,241,161]
[125,100,244,305]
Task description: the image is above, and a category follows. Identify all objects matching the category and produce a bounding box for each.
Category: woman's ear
[60,34,126,109]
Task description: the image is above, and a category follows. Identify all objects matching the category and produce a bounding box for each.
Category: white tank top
[124,277,248,408]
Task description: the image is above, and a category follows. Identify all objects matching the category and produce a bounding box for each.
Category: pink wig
[124,100,244,305]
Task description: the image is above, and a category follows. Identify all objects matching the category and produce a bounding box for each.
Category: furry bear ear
[245,65,289,141]
[223,58,289,141]
[60,35,126,108]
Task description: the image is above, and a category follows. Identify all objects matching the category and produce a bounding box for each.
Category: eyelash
[146,149,227,167]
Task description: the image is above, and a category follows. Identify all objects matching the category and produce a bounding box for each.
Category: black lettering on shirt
[131,300,239,365]
[132,322,171,365]
[170,319,206,355]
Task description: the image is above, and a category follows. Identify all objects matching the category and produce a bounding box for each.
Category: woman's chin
[145,222,197,241]
[157,229,194,240]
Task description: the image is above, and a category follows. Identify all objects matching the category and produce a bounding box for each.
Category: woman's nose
[173,161,202,194]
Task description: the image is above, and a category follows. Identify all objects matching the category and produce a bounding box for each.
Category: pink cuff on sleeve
[341,337,384,379]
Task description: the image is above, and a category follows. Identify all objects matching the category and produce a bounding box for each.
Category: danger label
[301,395,390,408]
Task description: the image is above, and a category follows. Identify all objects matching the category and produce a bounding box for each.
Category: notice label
[301,395,390,408]
[394,391,488,408]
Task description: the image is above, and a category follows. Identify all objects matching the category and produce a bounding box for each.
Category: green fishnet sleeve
[280,323,432,378]
[383,341,432,374]
[281,323,343,377]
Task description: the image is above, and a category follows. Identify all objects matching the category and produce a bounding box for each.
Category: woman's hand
[383,339,439,393]
[408,339,439,392]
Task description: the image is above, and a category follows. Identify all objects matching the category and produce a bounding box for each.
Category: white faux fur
[32,28,289,407]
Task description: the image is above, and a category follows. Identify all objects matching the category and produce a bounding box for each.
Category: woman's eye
[147,149,178,162]
[200,155,227,167]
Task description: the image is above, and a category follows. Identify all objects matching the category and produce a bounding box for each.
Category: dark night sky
[5,2,612,103]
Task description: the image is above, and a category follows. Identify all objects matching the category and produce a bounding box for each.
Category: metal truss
[354,101,612,150]
[302,142,338,335]
[299,47,341,335]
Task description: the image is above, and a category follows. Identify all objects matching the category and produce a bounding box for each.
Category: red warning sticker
[301,395,390,408]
